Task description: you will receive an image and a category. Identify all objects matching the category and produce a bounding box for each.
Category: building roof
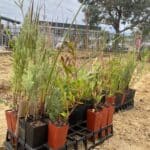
[39,21,101,31]
[0,16,21,24]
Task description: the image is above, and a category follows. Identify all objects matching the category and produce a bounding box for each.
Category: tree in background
[139,23,150,41]
[79,0,150,50]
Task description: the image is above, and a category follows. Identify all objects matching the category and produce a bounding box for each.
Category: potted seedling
[88,58,115,137]
[20,60,50,148]
[119,53,137,105]
[46,80,71,150]
[59,48,94,126]
[68,69,94,125]
[5,1,33,139]
[11,3,39,139]
[102,58,117,105]
[103,56,131,109]
[103,59,116,133]
[19,37,61,148]
[105,57,125,108]
[19,46,61,148]
[86,62,104,138]
[11,4,61,148]
[46,49,83,149]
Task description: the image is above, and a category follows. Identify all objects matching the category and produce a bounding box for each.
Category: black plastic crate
[48,121,113,150]
[5,141,14,150]
[124,89,136,104]
[69,100,94,126]
[30,121,113,150]
[17,138,25,150]
[5,130,17,150]
[115,99,134,112]
[5,121,113,150]
[25,143,48,150]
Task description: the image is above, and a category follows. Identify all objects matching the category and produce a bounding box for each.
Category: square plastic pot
[5,110,13,132]
[10,111,17,133]
[25,120,48,148]
[87,109,102,132]
[106,96,116,105]
[107,105,114,134]
[115,93,123,107]
[101,107,109,137]
[5,110,17,133]
[69,100,93,126]
[124,89,136,104]
[48,122,69,150]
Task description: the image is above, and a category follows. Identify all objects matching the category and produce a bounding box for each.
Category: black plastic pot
[19,116,33,141]
[124,89,136,104]
[25,120,48,148]
[101,95,106,104]
[69,100,94,126]
[115,93,123,107]
[100,90,109,104]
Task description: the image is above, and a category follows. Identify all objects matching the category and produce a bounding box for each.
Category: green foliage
[98,53,137,95]
[79,0,150,34]
[22,62,37,102]
[12,0,139,124]
[8,38,15,49]
[47,50,137,122]
[76,69,93,100]
[79,0,150,49]
[103,57,122,95]
[88,60,103,101]
[12,2,61,120]
[119,53,137,91]
[12,8,39,101]
[46,87,68,123]
[141,49,150,62]
[4,28,11,37]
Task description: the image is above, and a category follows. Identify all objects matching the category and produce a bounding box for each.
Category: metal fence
[0,24,108,50]
[1,24,148,51]
[40,25,107,50]
[0,33,9,48]
[0,25,20,48]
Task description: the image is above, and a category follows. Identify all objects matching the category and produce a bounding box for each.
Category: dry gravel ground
[0,104,9,147]
[0,53,150,149]
[98,73,150,150]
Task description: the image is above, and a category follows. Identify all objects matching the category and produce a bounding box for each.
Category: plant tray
[5,129,17,150]
[5,121,113,150]
[5,141,14,150]
[46,121,113,150]
[115,99,134,112]
[65,121,113,150]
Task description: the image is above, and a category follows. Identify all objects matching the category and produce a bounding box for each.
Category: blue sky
[0,0,84,24]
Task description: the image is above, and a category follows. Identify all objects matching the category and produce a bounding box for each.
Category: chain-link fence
[40,25,109,51]
[1,23,148,51]
[0,24,20,48]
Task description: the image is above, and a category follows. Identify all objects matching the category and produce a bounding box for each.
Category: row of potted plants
[5,5,137,150]
[5,55,137,149]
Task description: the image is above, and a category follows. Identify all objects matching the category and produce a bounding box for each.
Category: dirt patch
[0,104,9,146]
[0,53,12,104]
[96,73,150,150]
